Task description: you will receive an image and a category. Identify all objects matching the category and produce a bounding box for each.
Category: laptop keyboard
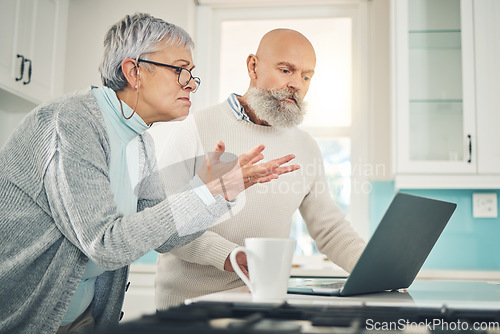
[319,281,345,289]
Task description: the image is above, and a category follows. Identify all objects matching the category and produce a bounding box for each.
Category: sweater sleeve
[167,230,239,270]
[299,142,367,273]
[43,103,231,270]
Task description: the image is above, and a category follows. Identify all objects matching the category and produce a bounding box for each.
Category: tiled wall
[370,181,500,270]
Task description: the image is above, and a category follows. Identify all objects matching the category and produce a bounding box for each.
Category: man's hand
[224,251,249,278]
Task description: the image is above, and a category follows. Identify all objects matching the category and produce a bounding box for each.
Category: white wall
[0,89,36,145]
[368,0,392,180]
[63,0,196,93]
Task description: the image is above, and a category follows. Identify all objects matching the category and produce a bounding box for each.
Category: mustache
[269,88,304,105]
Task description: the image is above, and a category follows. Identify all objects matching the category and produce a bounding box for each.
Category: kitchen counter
[107,279,500,334]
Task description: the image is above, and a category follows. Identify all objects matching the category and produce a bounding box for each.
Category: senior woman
[0,13,298,334]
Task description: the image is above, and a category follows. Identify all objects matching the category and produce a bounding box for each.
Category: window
[194,2,370,256]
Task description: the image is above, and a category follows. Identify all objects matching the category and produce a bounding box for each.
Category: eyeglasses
[137,58,201,93]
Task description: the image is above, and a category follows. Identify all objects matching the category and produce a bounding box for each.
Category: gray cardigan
[0,90,230,333]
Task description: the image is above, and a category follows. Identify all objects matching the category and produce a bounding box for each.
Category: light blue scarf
[93,86,149,214]
[61,86,149,326]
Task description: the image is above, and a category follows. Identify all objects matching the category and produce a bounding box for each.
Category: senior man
[151,28,366,309]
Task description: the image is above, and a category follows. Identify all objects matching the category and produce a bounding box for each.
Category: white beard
[245,87,307,128]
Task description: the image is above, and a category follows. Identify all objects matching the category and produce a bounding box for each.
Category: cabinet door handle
[23,58,32,85]
[467,134,472,163]
[16,54,25,81]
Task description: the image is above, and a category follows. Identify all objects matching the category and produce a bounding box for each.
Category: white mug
[230,238,296,302]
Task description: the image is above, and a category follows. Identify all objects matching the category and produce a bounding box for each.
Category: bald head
[255,29,316,64]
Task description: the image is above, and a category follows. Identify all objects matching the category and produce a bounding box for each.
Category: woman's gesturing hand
[200,141,300,201]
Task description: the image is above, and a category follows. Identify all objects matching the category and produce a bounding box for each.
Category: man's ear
[121,58,139,88]
[246,54,258,79]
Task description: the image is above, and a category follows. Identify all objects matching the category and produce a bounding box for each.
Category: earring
[135,69,139,89]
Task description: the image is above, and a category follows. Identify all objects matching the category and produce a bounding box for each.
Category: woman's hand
[201,141,300,201]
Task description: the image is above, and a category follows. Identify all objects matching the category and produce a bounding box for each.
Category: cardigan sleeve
[43,101,231,270]
[136,133,166,212]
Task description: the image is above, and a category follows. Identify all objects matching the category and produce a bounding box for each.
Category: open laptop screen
[288,193,457,296]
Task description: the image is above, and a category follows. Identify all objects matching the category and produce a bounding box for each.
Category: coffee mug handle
[229,246,254,294]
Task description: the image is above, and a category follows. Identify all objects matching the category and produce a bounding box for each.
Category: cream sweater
[151,100,366,309]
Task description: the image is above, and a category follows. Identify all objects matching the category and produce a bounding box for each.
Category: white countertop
[189,280,500,310]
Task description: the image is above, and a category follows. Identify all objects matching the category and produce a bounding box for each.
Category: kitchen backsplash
[370,181,500,271]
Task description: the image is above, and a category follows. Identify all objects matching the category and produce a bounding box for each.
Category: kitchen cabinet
[392,0,500,189]
[474,0,500,175]
[0,0,68,105]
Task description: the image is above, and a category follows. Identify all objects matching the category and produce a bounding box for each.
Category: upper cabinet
[474,0,500,175]
[392,0,500,188]
[0,0,68,105]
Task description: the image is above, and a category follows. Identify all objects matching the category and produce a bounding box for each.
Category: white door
[0,0,24,92]
[0,0,66,104]
[22,0,58,102]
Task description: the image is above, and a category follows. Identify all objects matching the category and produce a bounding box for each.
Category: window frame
[192,0,371,240]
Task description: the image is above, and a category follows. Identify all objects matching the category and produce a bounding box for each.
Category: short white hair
[99,13,194,91]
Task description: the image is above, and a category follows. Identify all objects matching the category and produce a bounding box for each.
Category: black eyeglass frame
[137,58,201,92]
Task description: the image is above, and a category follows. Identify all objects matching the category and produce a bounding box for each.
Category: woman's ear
[121,58,139,89]
[246,54,258,80]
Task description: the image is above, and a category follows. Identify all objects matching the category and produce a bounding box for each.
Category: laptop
[287,192,457,297]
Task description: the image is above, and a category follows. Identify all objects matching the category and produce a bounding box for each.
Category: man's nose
[287,73,303,91]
